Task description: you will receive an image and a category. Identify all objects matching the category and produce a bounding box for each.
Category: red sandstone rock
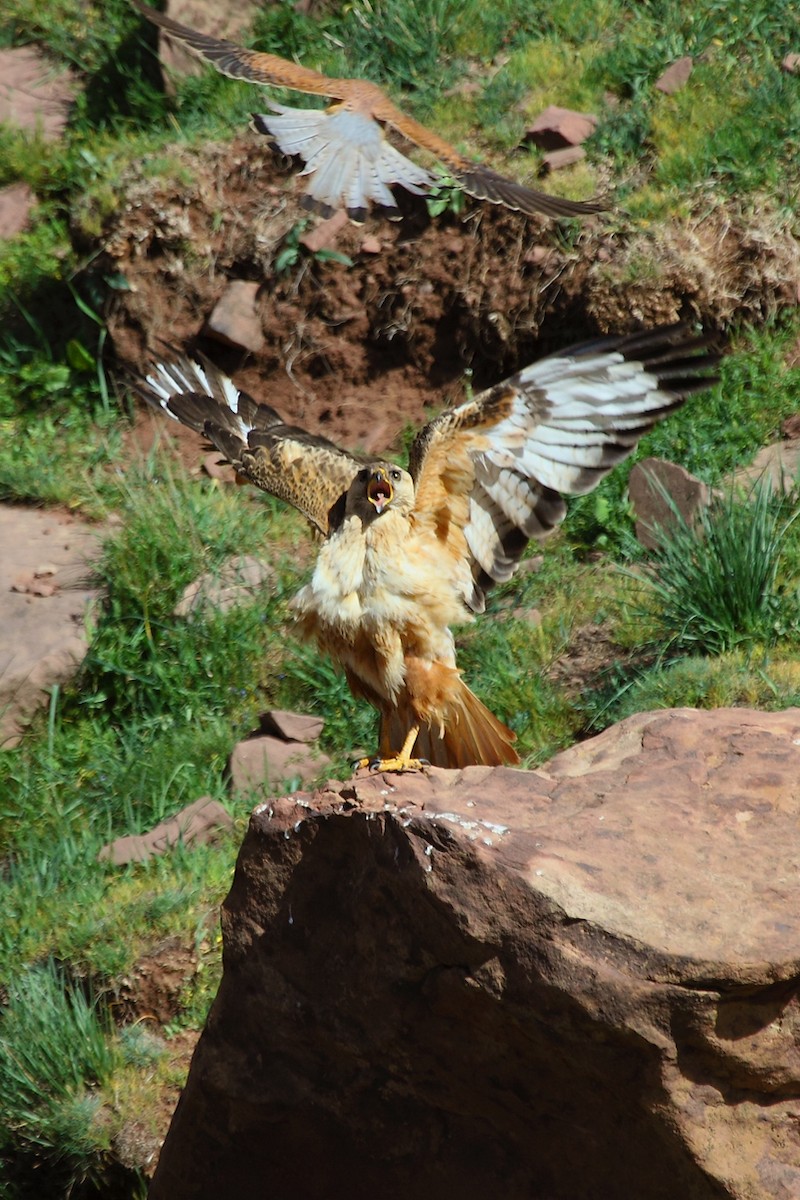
[0,182,36,240]
[259,710,325,743]
[0,506,105,747]
[0,46,78,141]
[781,412,800,440]
[227,734,330,794]
[203,280,264,353]
[655,56,694,95]
[150,707,800,1200]
[299,209,349,252]
[98,797,233,865]
[525,105,598,150]
[540,145,586,173]
[153,0,261,91]
[202,451,234,481]
[733,440,800,495]
[628,455,711,549]
[173,554,274,617]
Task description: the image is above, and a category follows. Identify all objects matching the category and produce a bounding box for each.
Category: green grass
[3,0,798,207]
[0,960,142,1197]
[460,614,577,764]
[579,652,800,733]
[626,479,800,657]
[0,468,289,1192]
[0,467,306,995]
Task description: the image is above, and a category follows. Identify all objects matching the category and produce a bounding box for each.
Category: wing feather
[410,324,720,611]
[131,0,344,98]
[450,164,606,219]
[130,354,363,536]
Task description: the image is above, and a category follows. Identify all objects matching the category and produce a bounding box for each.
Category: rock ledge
[151,707,800,1200]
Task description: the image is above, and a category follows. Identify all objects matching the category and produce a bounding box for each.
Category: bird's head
[348,463,414,521]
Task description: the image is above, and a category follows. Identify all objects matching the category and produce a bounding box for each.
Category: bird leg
[355,724,429,773]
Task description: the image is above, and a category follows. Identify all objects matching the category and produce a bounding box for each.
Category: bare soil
[80,137,800,462]
[114,935,199,1026]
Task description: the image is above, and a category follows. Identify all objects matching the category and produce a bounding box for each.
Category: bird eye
[390,469,401,481]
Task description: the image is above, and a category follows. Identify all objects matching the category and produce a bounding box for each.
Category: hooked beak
[367,468,393,514]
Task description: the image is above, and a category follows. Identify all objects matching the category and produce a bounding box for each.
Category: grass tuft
[627,478,800,658]
[0,960,124,1193]
[580,652,800,732]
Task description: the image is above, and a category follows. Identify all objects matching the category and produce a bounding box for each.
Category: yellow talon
[354,725,428,773]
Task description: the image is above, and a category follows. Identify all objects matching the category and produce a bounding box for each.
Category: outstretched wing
[130,354,364,536]
[131,0,357,98]
[132,0,604,222]
[409,325,721,612]
[361,102,606,220]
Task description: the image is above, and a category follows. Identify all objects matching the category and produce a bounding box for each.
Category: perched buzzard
[132,325,719,771]
[132,0,604,224]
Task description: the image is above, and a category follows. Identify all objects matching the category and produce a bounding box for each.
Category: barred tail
[252,104,433,223]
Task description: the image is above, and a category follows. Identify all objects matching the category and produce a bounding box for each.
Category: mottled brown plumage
[132,325,719,769]
[132,0,605,223]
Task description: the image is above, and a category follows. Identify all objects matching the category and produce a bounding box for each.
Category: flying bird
[132,0,605,224]
[131,325,719,772]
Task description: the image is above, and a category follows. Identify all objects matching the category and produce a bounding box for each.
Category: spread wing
[132,0,353,99]
[408,325,721,613]
[130,354,364,536]
[356,103,606,221]
[133,0,605,222]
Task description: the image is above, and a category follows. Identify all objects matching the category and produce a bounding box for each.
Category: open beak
[367,468,393,514]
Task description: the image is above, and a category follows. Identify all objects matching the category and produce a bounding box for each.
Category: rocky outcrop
[628,455,712,549]
[203,280,265,354]
[149,707,800,1200]
[0,45,78,142]
[0,506,105,746]
[98,796,233,865]
[0,181,36,240]
[172,554,274,617]
[152,0,261,90]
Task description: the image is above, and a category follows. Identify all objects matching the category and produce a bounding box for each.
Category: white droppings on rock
[429,811,509,841]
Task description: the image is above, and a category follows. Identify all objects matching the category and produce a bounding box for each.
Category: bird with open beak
[133,325,721,772]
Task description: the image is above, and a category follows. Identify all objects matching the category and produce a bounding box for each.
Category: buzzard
[132,325,719,771]
[132,0,604,223]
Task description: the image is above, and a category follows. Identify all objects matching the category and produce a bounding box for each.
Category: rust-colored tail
[381,681,520,769]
